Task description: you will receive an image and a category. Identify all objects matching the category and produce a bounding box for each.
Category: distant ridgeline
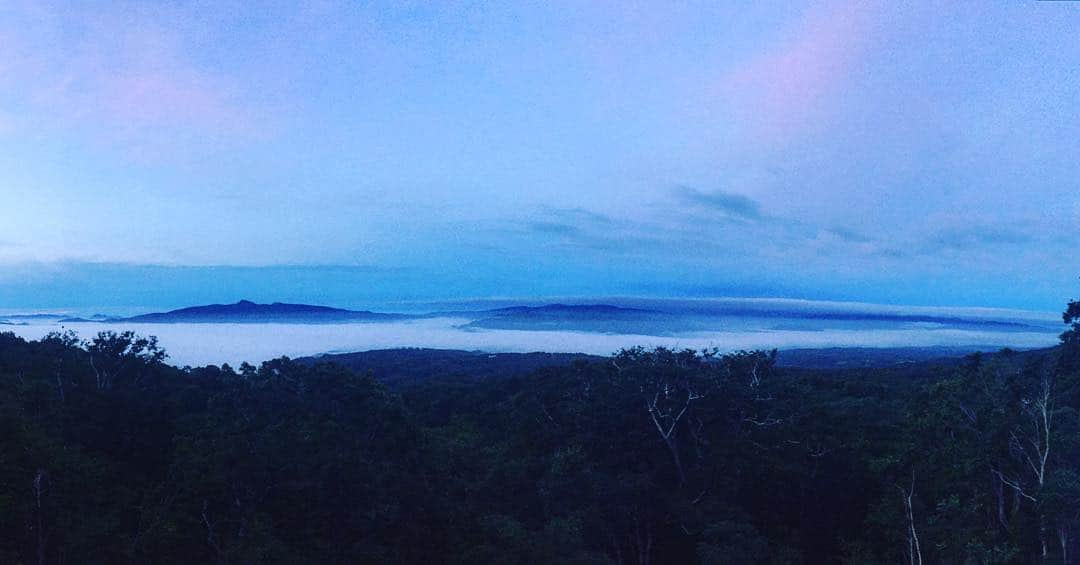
[26,299,1062,340]
[0,300,1077,563]
[62,300,413,323]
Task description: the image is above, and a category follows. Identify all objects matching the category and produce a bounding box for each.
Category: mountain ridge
[112,300,413,324]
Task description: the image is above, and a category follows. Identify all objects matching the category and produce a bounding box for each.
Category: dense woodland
[1,302,1078,564]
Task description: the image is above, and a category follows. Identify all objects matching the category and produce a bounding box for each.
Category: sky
[0,1,1077,312]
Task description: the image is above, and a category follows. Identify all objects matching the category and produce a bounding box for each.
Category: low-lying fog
[2,315,1062,368]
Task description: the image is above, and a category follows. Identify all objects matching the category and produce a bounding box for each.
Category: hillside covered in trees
[1,302,1078,564]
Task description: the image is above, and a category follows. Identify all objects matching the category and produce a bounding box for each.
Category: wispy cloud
[824,227,872,244]
[520,208,621,241]
[538,206,618,227]
[718,2,879,143]
[526,221,583,237]
[674,186,763,221]
[512,194,896,265]
[925,224,1034,251]
[0,3,258,152]
[517,208,658,254]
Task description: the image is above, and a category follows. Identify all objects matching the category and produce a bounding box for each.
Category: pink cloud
[0,3,258,152]
[720,2,879,144]
[101,65,248,136]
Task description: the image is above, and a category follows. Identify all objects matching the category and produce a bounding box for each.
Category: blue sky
[0,1,1077,311]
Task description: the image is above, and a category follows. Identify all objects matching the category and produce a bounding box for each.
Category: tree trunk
[993,470,1008,532]
[34,470,46,565]
[1060,526,1069,565]
[664,438,686,486]
[1040,515,1048,561]
[899,471,922,565]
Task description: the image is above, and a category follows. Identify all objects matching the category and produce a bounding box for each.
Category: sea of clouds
[1,308,1063,368]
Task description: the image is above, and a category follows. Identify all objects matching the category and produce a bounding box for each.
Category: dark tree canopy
[0,301,1077,564]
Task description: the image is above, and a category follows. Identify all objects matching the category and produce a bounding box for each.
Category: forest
[0,301,1077,564]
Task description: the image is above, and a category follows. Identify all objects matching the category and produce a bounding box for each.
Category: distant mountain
[37,299,1057,348]
[451,301,1051,336]
[0,313,66,325]
[428,303,655,317]
[458,303,680,334]
[115,300,413,324]
[485,304,656,316]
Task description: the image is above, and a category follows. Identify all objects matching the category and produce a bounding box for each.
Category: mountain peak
[116,301,411,324]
